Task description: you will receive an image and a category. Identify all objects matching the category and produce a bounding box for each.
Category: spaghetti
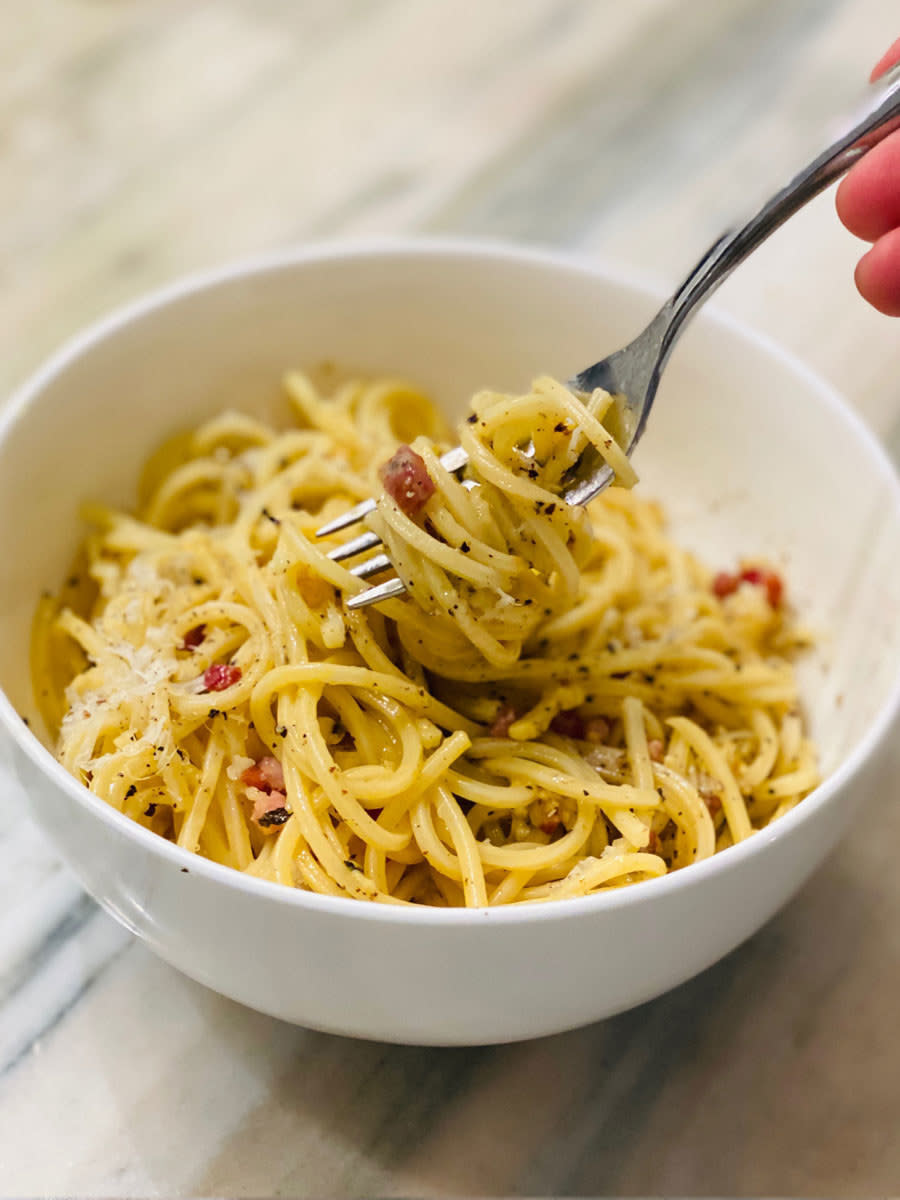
[32,373,818,906]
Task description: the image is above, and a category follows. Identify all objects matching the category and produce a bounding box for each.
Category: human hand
[835,37,900,315]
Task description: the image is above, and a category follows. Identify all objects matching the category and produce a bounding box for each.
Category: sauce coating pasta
[32,373,818,906]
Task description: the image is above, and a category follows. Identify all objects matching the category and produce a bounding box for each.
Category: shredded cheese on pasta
[32,373,818,906]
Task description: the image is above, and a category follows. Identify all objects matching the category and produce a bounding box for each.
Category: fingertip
[835,170,859,233]
[855,228,900,316]
[834,131,900,242]
[870,36,900,82]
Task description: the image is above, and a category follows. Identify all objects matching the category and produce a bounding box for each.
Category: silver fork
[318,67,900,610]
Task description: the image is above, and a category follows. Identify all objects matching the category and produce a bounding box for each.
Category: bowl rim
[1,234,899,927]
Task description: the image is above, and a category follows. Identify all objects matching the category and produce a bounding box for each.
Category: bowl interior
[1,244,898,786]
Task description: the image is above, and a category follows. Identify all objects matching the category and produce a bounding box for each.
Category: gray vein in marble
[0,870,86,989]
[0,899,128,1081]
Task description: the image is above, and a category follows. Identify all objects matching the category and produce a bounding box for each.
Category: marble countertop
[1,2,899,1195]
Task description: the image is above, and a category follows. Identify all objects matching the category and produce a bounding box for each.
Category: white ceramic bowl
[1,240,898,1045]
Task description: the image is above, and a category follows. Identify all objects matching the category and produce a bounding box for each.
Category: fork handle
[656,62,900,364]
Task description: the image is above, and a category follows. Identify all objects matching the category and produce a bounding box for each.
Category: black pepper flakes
[144,803,158,817]
[258,806,291,827]
[261,507,281,525]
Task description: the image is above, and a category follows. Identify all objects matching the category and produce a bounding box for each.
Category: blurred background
[2,0,898,455]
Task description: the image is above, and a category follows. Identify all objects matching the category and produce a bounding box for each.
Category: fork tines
[314,445,471,608]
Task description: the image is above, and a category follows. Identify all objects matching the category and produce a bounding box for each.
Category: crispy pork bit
[489,704,517,738]
[713,566,784,608]
[380,444,435,516]
[739,566,783,608]
[240,756,285,794]
[253,791,290,827]
[584,717,611,744]
[181,624,206,651]
[203,663,242,692]
[702,792,723,815]
[697,770,723,815]
[242,757,290,830]
[713,571,739,599]
[648,738,665,762]
[549,709,586,739]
